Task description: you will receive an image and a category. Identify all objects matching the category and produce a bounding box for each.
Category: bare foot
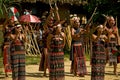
[114,71,118,77]
[43,73,47,77]
[5,73,9,77]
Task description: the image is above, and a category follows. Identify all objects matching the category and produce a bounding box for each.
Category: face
[70,19,74,25]
[56,25,62,33]
[73,19,80,28]
[97,25,104,34]
[47,17,54,27]
[108,16,115,27]
[15,26,22,33]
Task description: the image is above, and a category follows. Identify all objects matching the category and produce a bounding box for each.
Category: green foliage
[0,0,15,18]
[0,0,7,18]
[84,0,120,17]
[26,56,40,65]
[0,9,4,18]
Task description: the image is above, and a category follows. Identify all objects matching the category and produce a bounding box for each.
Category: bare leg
[43,48,48,77]
[5,72,8,77]
[73,53,77,76]
[113,63,118,76]
[70,61,74,74]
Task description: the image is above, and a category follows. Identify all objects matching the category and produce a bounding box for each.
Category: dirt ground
[0,60,120,80]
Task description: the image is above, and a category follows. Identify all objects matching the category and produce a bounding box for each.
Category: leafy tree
[0,0,21,19]
[0,0,10,19]
[84,0,120,16]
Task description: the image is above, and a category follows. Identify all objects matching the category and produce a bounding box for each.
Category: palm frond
[0,9,4,18]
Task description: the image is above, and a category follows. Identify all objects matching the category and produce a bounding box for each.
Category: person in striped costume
[91,14,108,80]
[70,14,87,77]
[106,16,120,76]
[47,24,66,80]
[10,24,26,80]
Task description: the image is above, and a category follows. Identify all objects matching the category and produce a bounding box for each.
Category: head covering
[57,23,61,27]
[16,24,22,27]
[14,21,19,25]
[70,14,80,22]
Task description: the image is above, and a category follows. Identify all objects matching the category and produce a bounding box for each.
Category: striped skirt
[91,42,106,80]
[107,43,117,65]
[73,45,87,76]
[11,45,26,80]
[49,51,64,80]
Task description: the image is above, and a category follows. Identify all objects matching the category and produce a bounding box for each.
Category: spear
[88,7,97,63]
[49,0,52,9]
[85,6,97,29]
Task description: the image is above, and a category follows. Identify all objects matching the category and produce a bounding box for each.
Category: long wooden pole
[29,24,41,55]
[85,7,97,29]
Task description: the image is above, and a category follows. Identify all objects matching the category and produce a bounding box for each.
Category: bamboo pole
[29,24,41,55]
[27,25,38,55]
[84,7,97,62]
[22,24,39,56]
[22,25,33,55]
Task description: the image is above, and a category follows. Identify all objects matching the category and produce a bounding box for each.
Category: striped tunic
[10,38,26,80]
[49,34,64,80]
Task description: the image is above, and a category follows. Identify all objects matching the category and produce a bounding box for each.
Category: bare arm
[54,3,60,22]
[43,8,54,31]
[114,27,120,45]
[71,28,81,41]
[47,34,53,50]
[61,32,66,47]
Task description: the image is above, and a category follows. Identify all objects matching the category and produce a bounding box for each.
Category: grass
[0,52,90,65]
[0,49,91,74]
[0,53,90,74]
[25,55,40,65]
[25,52,73,65]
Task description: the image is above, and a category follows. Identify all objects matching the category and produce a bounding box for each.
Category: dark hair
[96,14,107,24]
[106,15,116,28]
[93,14,107,24]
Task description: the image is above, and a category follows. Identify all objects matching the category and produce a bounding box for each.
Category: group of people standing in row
[38,6,120,80]
[1,5,120,80]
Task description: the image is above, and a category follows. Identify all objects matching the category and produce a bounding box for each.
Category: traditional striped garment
[91,40,106,80]
[10,38,26,80]
[70,28,87,76]
[3,37,12,73]
[73,45,87,76]
[49,34,64,80]
[107,38,117,65]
